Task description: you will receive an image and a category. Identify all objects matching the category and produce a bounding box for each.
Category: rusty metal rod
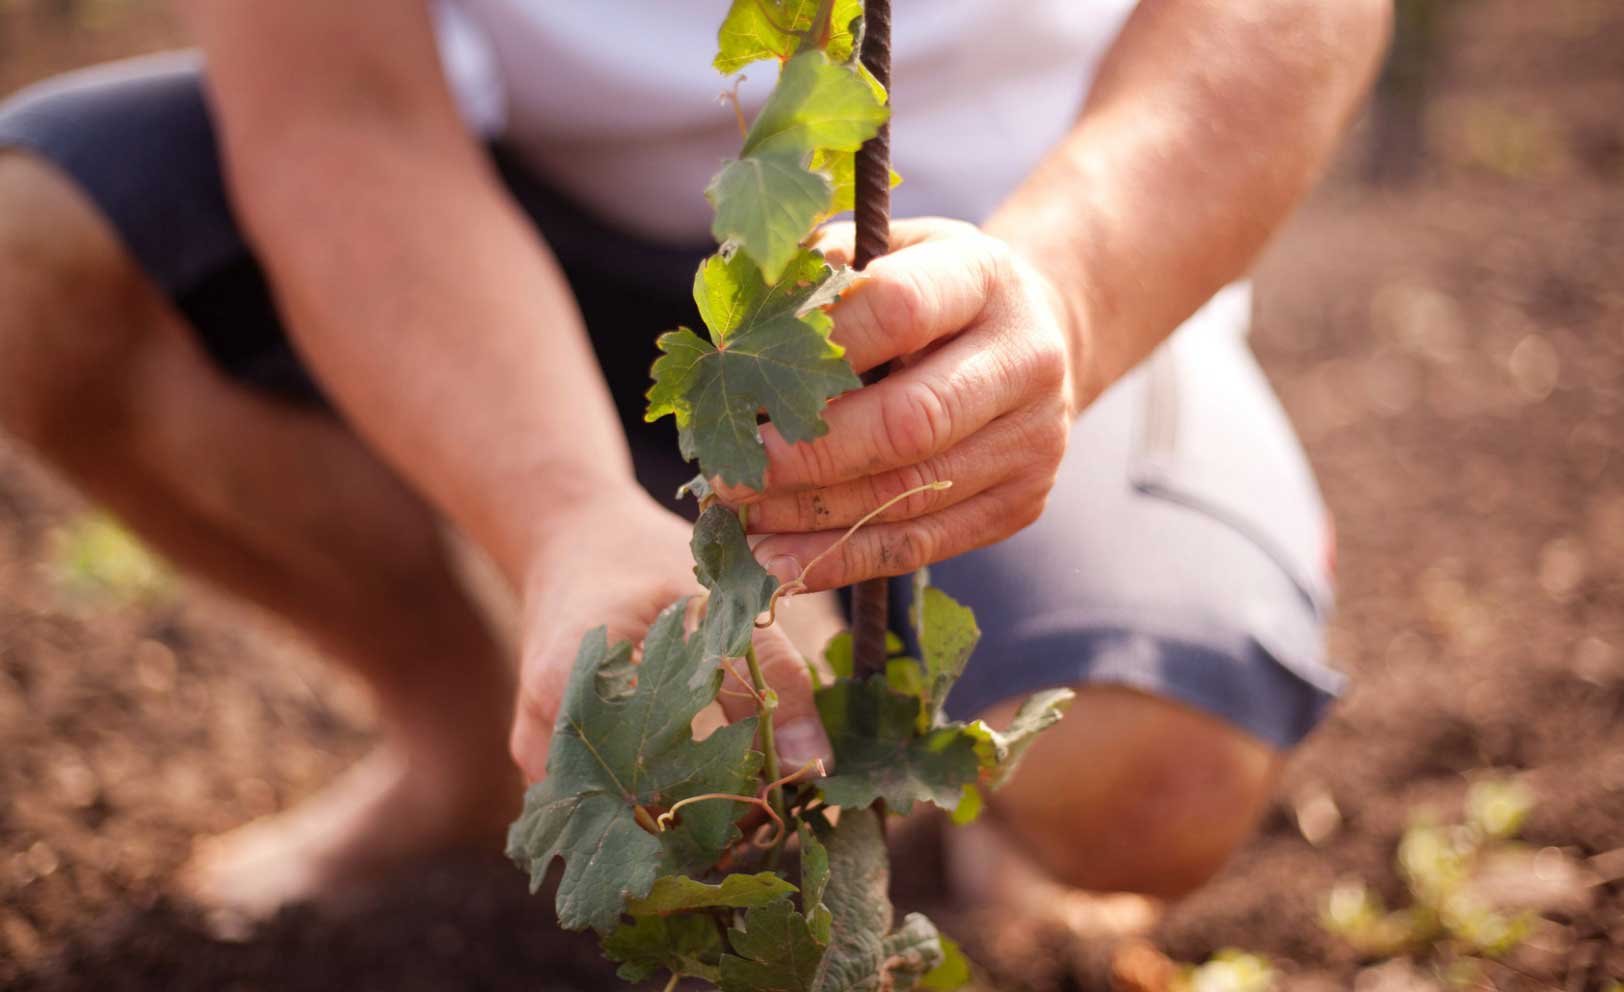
[849,0,894,680]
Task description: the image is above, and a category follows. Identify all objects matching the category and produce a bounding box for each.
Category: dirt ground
[2,2,1621,990]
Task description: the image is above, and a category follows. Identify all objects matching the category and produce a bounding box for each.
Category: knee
[987,688,1282,899]
[0,149,146,448]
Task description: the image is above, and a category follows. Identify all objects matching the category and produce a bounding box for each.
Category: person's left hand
[723,218,1084,591]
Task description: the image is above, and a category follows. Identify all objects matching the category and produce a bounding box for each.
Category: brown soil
[3,2,1622,990]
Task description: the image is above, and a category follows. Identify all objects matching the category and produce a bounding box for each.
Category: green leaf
[811,148,902,218]
[692,505,778,661]
[825,0,864,64]
[822,630,906,681]
[677,472,715,503]
[721,897,828,992]
[919,935,972,991]
[886,658,926,701]
[880,915,948,992]
[695,247,834,344]
[505,603,763,932]
[910,579,981,725]
[815,676,982,814]
[948,784,984,826]
[714,0,818,74]
[647,266,859,489]
[707,151,833,283]
[714,0,864,74]
[742,52,889,159]
[629,872,799,915]
[972,688,1074,789]
[799,823,831,923]
[603,914,724,985]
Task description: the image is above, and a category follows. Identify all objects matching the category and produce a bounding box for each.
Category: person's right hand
[508,489,832,784]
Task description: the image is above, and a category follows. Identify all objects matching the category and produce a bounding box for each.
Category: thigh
[0,53,325,404]
[907,288,1342,750]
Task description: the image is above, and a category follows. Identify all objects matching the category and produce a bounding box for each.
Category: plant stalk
[744,644,789,837]
[849,0,895,681]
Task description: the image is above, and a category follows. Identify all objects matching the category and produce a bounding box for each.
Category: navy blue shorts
[0,54,1344,748]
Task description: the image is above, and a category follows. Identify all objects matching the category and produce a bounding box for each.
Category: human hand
[508,490,832,783]
[724,218,1084,591]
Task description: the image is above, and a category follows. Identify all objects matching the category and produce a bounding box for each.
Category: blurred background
[0,1,1620,990]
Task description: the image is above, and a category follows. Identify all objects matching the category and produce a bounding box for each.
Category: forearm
[230,132,633,584]
[985,0,1391,407]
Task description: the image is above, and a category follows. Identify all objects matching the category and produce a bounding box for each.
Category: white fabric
[436,0,1138,244]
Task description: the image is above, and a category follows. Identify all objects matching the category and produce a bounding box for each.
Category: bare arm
[988,0,1394,406]
[181,0,632,584]
[740,0,1391,587]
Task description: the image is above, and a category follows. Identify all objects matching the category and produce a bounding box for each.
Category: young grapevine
[507,3,1073,988]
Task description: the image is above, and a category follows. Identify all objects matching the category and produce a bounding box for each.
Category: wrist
[491,463,641,589]
[515,484,682,598]
[1011,247,1106,416]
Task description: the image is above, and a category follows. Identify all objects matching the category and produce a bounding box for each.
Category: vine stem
[662,973,681,992]
[745,643,789,838]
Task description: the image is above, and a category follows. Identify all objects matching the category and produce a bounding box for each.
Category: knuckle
[1031,339,1069,391]
[879,380,952,467]
[893,460,941,518]
[896,519,941,573]
[779,434,835,488]
[1039,414,1069,465]
[871,269,929,347]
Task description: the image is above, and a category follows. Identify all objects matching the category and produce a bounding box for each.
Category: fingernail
[775,717,832,770]
[760,554,801,587]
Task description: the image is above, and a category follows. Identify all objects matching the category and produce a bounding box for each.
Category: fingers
[749,476,1054,592]
[825,229,1005,375]
[736,327,1033,500]
[717,625,832,771]
[812,216,978,268]
[743,407,1064,533]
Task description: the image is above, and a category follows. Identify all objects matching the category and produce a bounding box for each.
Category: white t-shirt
[434,1,1138,245]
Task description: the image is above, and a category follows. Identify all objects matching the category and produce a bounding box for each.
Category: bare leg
[946,686,1281,935]
[0,151,519,914]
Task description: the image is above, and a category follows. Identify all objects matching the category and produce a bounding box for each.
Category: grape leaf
[646,265,859,490]
[798,823,831,925]
[714,0,817,74]
[720,897,828,992]
[821,630,905,681]
[815,676,982,814]
[970,688,1074,789]
[695,247,833,344]
[742,52,889,159]
[714,0,863,74]
[809,149,900,217]
[692,505,778,661]
[628,872,798,915]
[880,915,949,992]
[948,784,984,826]
[918,935,972,991]
[910,577,981,725]
[505,602,763,932]
[603,914,724,985]
[707,150,833,283]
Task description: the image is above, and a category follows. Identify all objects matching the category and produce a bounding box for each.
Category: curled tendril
[654,758,827,850]
[756,480,953,627]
